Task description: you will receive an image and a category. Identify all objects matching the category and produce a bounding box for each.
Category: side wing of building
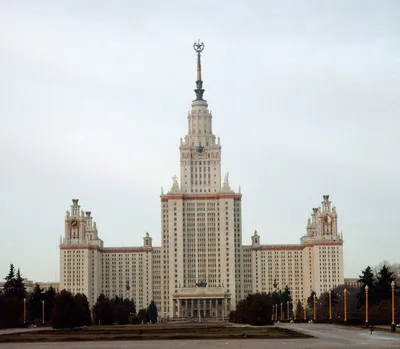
[246,195,344,304]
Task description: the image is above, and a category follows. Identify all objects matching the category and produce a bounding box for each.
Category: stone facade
[59,42,344,317]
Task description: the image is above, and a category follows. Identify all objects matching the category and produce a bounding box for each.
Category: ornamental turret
[304,195,341,242]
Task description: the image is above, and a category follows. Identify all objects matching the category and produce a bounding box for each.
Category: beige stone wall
[152,247,162,310]
[242,246,252,297]
[100,248,153,311]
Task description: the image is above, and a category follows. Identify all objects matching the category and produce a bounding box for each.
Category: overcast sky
[0,0,399,283]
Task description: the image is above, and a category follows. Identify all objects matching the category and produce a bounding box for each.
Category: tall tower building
[160,40,243,318]
[59,41,345,319]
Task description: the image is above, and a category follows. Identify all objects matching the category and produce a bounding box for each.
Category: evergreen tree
[14,269,26,300]
[29,284,43,321]
[317,292,335,321]
[147,300,158,324]
[357,266,375,308]
[137,308,148,323]
[281,285,293,302]
[229,293,273,326]
[358,266,375,287]
[307,291,317,309]
[51,290,80,328]
[319,291,339,309]
[331,290,340,307]
[74,293,92,326]
[331,285,359,320]
[122,298,136,319]
[111,296,128,324]
[270,290,282,306]
[0,296,22,328]
[295,300,304,320]
[92,294,137,326]
[3,264,16,298]
[374,265,396,302]
[44,286,56,322]
[93,294,114,326]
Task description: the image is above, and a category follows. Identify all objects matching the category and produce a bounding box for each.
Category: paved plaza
[1,323,400,348]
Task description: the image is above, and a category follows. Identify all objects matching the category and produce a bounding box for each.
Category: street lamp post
[42,300,45,324]
[313,295,317,323]
[365,285,369,328]
[280,302,283,321]
[272,305,275,321]
[275,303,278,321]
[23,298,27,325]
[328,290,332,323]
[344,288,348,326]
[293,302,296,321]
[287,301,290,320]
[391,281,396,333]
[303,300,307,322]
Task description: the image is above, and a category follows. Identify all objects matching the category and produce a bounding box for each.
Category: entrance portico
[172,286,231,319]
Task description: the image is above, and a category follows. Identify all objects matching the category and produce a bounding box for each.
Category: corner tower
[301,195,344,296]
[160,41,243,318]
[59,199,103,307]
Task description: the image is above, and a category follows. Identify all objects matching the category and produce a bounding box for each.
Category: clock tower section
[60,199,103,308]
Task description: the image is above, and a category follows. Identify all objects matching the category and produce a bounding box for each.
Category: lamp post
[313,295,317,322]
[287,301,290,320]
[23,298,27,325]
[344,288,348,326]
[275,303,278,321]
[328,290,332,323]
[280,302,283,320]
[293,301,296,321]
[391,281,396,332]
[42,300,45,324]
[365,285,369,328]
[272,305,275,321]
[303,300,307,322]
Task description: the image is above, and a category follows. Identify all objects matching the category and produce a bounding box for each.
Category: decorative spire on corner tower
[169,175,181,194]
[193,39,205,101]
[222,172,232,192]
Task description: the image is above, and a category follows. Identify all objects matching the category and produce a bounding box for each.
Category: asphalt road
[0,323,399,348]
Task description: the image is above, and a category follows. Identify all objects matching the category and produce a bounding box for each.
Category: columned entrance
[172,286,231,320]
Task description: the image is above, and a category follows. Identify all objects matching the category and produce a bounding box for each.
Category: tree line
[229,286,292,325]
[300,264,400,325]
[2,262,398,328]
[229,263,399,326]
[0,264,158,329]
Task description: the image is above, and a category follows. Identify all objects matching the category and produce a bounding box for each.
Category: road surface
[0,323,399,348]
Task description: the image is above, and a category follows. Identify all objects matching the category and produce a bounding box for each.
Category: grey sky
[0,0,399,282]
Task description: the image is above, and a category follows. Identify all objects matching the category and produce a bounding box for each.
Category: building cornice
[161,193,242,202]
[60,245,153,253]
[251,241,343,252]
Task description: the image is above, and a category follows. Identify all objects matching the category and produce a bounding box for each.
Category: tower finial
[193,39,205,100]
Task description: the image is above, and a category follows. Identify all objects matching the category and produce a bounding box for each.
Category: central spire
[193,39,205,101]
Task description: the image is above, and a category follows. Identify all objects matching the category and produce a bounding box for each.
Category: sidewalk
[0,327,53,336]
